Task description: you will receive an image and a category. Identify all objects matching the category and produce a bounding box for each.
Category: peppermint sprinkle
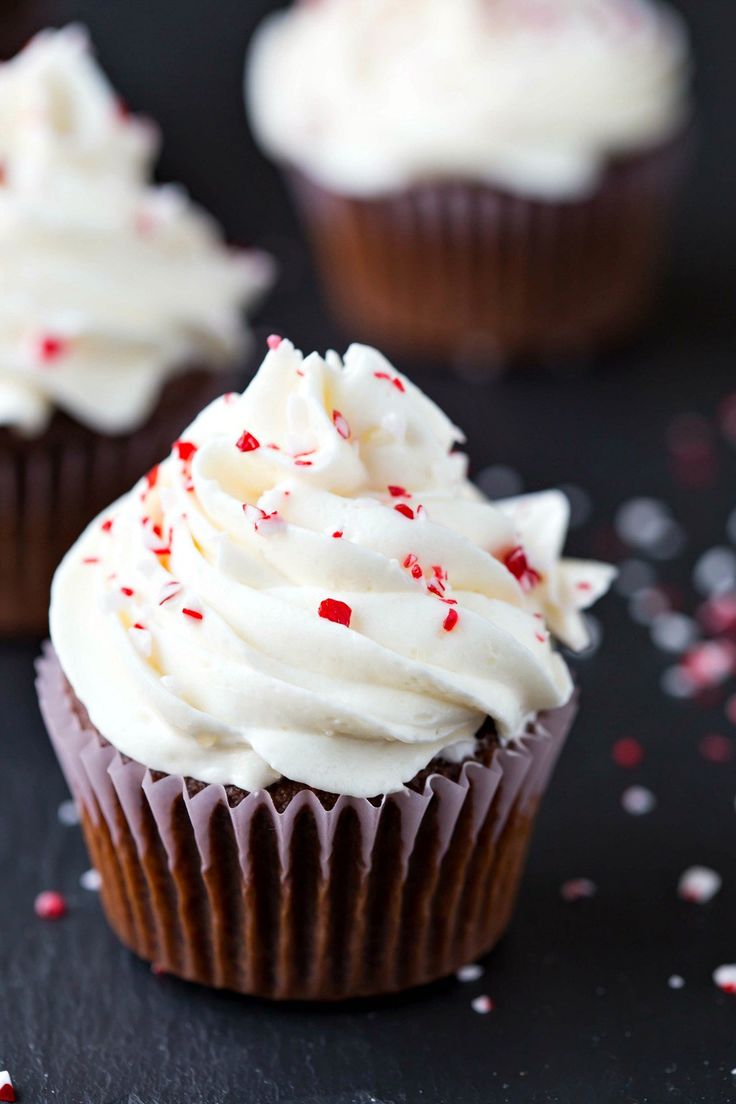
[101,518,114,533]
[34,890,67,920]
[677,866,722,904]
[621,785,656,816]
[374,371,405,393]
[318,599,352,628]
[560,878,597,902]
[503,546,541,592]
[145,465,159,490]
[471,995,494,1015]
[80,868,102,892]
[388,485,409,498]
[236,430,260,453]
[82,556,99,565]
[0,1071,15,1103]
[120,586,134,598]
[443,608,459,633]
[57,799,79,826]
[267,334,283,350]
[332,410,351,439]
[713,964,736,994]
[394,504,414,520]
[36,334,68,364]
[456,964,484,983]
[668,975,685,990]
[182,607,203,622]
[404,554,419,569]
[159,581,182,606]
[173,440,197,463]
[612,737,645,769]
[332,531,343,539]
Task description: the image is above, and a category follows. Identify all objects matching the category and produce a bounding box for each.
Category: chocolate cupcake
[0,27,272,635]
[40,338,614,999]
[247,0,691,366]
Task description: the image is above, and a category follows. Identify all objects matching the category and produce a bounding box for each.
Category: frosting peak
[247,0,690,200]
[50,341,614,798]
[0,27,271,437]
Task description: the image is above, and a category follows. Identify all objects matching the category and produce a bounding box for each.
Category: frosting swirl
[50,340,614,798]
[247,0,690,200]
[0,26,271,437]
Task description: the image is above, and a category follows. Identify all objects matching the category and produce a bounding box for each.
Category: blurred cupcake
[247,0,691,365]
[39,338,614,1000]
[0,27,272,635]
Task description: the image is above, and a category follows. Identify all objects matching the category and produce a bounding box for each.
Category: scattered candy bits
[677,866,722,904]
[34,890,67,920]
[443,608,459,633]
[266,334,282,350]
[713,964,736,994]
[668,975,685,990]
[456,964,484,983]
[560,878,597,902]
[503,546,541,592]
[318,599,352,628]
[621,785,657,816]
[236,430,260,453]
[0,1071,15,1103]
[471,995,494,1015]
[611,737,645,769]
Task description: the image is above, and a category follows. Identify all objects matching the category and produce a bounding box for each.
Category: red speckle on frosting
[145,465,159,491]
[132,622,146,631]
[82,556,99,565]
[443,608,459,633]
[332,531,343,539]
[159,581,182,606]
[34,890,66,920]
[173,440,197,463]
[332,410,351,439]
[394,504,415,520]
[535,633,546,644]
[388,485,409,498]
[101,518,113,533]
[236,430,260,453]
[0,1070,15,1102]
[36,334,68,364]
[374,371,405,393]
[223,392,237,404]
[318,598,352,628]
[503,546,541,592]
[182,607,203,621]
[295,459,313,467]
[403,553,418,569]
[267,334,283,350]
[411,564,423,580]
[612,737,645,769]
[120,586,134,597]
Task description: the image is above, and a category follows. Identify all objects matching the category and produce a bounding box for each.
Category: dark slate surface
[2,1,736,1102]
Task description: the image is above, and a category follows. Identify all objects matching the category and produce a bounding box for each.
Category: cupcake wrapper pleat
[291,134,688,364]
[37,644,575,1000]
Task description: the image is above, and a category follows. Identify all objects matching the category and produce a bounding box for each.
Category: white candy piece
[471,995,494,1014]
[713,964,736,993]
[621,786,657,816]
[677,866,722,904]
[0,1071,13,1097]
[80,868,102,891]
[57,798,79,826]
[668,975,685,989]
[456,964,484,983]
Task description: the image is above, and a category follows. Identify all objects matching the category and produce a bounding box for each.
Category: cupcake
[0,27,272,635]
[247,0,691,365]
[39,338,614,1000]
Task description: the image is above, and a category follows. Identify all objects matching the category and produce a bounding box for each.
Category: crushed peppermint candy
[470,995,494,1014]
[57,799,79,826]
[318,599,352,628]
[158,580,182,606]
[80,868,102,892]
[443,608,459,633]
[267,334,283,350]
[394,504,415,520]
[0,1071,15,1102]
[34,890,67,920]
[35,333,68,364]
[173,440,197,463]
[182,607,204,621]
[456,964,484,983]
[678,866,722,904]
[560,878,597,902]
[332,410,350,439]
[236,430,260,453]
[713,964,736,994]
[668,975,685,990]
[388,485,409,498]
[621,785,657,816]
[374,370,405,393]
[101,518,114,533]
[612,737,645,769]
[332,530,343,539]
[503,546,541,592]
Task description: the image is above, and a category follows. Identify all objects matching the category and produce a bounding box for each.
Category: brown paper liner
[37,644,576,1001]
[0,369,232,637]
[291,135,687,365]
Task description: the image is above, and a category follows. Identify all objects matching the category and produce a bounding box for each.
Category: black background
[2,2,736,1102]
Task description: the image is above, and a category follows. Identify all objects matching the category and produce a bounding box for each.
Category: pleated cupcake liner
[291,134,688,366]
[37,643,576,1001]
[0,369,230,637]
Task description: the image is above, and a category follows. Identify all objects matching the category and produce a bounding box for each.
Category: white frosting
[247,0,690,200]
[0,27,272,437]
[50,341,614,798]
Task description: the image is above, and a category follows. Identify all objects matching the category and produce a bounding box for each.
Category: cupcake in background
[247,0,691,366]
[0,27,272,635]
[39,337,614,1000]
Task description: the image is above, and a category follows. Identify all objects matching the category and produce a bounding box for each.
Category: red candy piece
[36,334,68,364]
[236,430,260,453]
[182,608,203,621]
[374,371,405,393]
[0,1072,15,1102]
[34,890,67,920]
[503,546,541,592]
[332,410,351,440]
[173,440,197,463]
[318,599,352,628]
[612,737,645,769]
[267,334,283,350]
[443,608,459,632]
[388,485,409,498]
[394,504,415,520]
